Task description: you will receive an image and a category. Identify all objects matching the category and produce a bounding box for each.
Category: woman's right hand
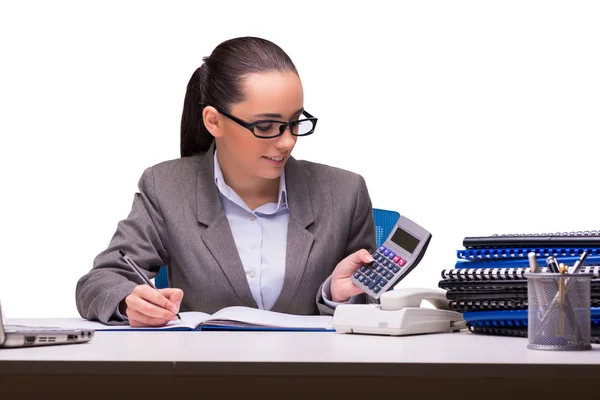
[120,285,184,327]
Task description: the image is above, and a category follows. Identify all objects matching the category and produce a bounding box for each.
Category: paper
[205,306,333,329]
[39,307,333,331]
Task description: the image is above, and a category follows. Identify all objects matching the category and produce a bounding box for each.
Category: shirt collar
[213,149,288,212]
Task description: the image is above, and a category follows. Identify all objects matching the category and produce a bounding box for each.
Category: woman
[75,37,376,327]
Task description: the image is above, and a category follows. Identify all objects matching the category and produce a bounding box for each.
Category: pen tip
[119,249,126,257]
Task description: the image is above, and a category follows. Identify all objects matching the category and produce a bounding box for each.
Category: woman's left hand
[330,249,374,302]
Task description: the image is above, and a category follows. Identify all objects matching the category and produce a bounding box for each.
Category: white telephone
[331,288,466,336]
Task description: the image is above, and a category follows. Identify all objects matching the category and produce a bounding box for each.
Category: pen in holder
[525,272,593,351]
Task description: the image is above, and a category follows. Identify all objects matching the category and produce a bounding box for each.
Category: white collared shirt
[213,151,289,310]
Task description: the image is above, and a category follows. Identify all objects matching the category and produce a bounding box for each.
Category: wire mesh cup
[525,273,592,350]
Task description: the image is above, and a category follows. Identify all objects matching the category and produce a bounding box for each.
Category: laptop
[0,302,94,348]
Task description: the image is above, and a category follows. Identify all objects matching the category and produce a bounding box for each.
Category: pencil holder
[525,273,592,351]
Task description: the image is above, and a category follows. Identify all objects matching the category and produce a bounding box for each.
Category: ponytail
[180,63,214,157]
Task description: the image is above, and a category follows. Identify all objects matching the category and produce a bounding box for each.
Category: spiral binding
[457,247,600,260]
[449,299,600,312]
[440,266,600,281]
[441,280,600,291]
[450,300,529,312]
[492,230,600,237]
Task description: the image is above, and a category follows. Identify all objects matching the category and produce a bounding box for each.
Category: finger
[135,285,179,314]
[159,288,184,308]
[345,249,375,266]
[126,293,177,321]
[336,249,375,276]
[345,284,365,297]
[331,280,365,302]
[357,248,375,263]
[340,280,365,296]
[127,308,174,327]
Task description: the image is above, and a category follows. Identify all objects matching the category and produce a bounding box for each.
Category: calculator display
[390,227,419,254]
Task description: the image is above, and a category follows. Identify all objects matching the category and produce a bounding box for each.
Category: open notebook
[52,306,334,332]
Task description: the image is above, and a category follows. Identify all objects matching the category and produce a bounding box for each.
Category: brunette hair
[180,37,297,157]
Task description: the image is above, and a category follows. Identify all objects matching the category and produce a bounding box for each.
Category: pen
[546,256,560,273]
[527,252,547,312]
[570,251,589,275]
[527,252,540,272]
[558,263,568,336]
[119,249,181,320]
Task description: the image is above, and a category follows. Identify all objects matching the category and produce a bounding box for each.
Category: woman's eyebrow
[254,108,304,118]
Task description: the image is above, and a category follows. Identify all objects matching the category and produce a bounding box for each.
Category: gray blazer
[75,144,376,324]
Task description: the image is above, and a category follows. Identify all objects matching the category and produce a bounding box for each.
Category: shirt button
[248,270,255,278]
[249,215,257,221]
[250,244,258,250]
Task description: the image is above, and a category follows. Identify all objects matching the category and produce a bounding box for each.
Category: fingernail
[367,255,374,262]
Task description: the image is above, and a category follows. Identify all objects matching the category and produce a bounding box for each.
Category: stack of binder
[438,232,600,342]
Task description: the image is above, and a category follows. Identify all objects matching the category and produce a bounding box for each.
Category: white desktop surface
[1,318,599,376]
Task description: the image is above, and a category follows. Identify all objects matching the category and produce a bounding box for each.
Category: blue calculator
[351,215,432,299]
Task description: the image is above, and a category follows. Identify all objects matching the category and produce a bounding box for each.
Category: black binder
[463,231,600,249]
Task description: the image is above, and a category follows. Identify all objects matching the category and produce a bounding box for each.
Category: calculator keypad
[352,245,407,296]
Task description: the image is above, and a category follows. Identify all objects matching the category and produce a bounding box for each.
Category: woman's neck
[217,153,280,210]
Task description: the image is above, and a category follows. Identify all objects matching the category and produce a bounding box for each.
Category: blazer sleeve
[75,167,170,325]
[316,174,376,315]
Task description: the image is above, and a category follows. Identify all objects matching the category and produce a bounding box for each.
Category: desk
[1,318,599,399]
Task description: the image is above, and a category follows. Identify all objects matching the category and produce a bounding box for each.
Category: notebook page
[205,306,333,329]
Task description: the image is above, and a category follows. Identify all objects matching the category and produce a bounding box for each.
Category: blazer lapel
[196,143,257,307]
[271,157,315,312]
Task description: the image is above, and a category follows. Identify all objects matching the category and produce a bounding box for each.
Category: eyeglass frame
[200,103,318,139]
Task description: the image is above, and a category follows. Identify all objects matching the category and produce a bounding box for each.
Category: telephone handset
[331,288,466,336]
[379,288,450,311]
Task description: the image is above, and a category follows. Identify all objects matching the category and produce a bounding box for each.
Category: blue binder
[463,308,600,327]
[457,247,600,260]
[454,255,600,269]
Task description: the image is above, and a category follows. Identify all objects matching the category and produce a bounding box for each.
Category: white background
[1,1,599,317]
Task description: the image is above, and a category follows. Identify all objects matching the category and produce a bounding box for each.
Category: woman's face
[216,70,304,182]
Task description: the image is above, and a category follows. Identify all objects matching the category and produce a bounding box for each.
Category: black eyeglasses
[206,104,318,139]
